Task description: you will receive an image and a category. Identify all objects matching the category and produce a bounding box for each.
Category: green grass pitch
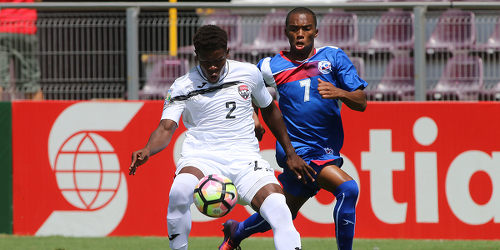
[1,235,500,250]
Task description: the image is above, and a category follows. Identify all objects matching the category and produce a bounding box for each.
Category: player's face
[196,48,228,83]
[286,12,318,58]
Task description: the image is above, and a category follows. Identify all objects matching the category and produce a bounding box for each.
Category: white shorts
[176,151,279,205]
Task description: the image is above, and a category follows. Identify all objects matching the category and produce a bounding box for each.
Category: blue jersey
[257,46,367,165]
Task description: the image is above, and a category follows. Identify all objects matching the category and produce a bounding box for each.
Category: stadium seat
[427,55,483,101]
[201,10,243,50]
[178,10,243,56]
[476,17,500,53]
[426,9,476,54]
[386,0,445,1]
[367,55,415,101]
[350,57,365,78]
[479,82,500,101]
[316,10,358,50]
[237,9,289,55]
[347,0,387,2]
[139,56,189,100]
[365,9,414,53]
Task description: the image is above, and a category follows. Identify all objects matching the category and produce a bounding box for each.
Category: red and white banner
[11,101,500,239]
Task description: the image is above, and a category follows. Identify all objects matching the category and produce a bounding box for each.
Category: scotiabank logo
[36,102,143,236]
[54,132,122,211]
[360,117,500,226]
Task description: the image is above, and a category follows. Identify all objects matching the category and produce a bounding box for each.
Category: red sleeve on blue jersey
[257,47,367,162]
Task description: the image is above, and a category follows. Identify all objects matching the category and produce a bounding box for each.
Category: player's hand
[318,79,345,99]
[286,153,316,184]
[129,148,150,175]
[254,124,265,141]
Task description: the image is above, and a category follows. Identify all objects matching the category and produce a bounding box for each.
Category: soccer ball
[193,174,238,218]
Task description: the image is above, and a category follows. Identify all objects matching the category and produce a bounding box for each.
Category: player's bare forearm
[339,89,367,112]
[145,119,178,156]
[318,79,367,112]
[260,102,294,155]
[129,119,177,175]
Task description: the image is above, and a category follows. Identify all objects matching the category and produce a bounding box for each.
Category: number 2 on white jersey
[225,101,236,119]
[299,79,311,102]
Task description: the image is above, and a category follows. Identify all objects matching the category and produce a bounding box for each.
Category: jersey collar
[279,48,317,64]
[196,60,230,84]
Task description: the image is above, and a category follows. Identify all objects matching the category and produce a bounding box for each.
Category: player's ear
[226,48,230,58]
[314,28,318,38]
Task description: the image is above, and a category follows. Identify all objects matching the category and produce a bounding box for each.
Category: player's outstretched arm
[317,79,367,112]
[260,101,316,182]
[129,119,178,175]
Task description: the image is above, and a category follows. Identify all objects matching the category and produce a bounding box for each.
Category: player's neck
[285,47,315,62]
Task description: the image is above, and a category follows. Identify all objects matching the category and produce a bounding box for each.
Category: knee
[169,185,191,210]
[343,180,359,200]
[333,180,358,217]
[258,193,294,232]
[168,174,199,212]
[334,180,359,202]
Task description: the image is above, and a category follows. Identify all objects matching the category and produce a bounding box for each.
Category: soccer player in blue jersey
[220,7,367,250]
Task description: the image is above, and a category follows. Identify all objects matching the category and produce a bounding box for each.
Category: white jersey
[161,59,273,157]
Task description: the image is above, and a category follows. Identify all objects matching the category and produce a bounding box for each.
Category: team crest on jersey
[163,88,173,110]
[324,147,334,154]
[238,85,250,100]
[318,61,332,74]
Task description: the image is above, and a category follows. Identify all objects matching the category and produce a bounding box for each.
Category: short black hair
[286,7,317,28]
[193,25,228,53]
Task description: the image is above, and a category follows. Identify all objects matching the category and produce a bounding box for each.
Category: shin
[333,180,358,250]
[259,193,301,250]
[167,173,199,250]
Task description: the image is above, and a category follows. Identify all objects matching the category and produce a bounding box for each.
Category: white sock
[259,193,302,250]
[167,173,199,250]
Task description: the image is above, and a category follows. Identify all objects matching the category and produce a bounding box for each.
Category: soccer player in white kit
[129,25,314,250]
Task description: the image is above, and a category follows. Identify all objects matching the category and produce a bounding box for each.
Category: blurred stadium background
[1,0,500,249]
[1,0,499,101]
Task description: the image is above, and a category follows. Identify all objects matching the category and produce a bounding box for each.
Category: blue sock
[333,180,358,250]
[234,212,271,243]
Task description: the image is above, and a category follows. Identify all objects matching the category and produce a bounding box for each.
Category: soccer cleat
[219,219,241,250]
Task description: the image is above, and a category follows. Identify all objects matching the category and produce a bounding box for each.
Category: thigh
[250,182,311,215]
[283,189,309,218]
[317,165,353,194]
[178,166,204,180]
[252,187,310,218]
[250,183,283,211]
[176,155,220,178]
[232,158,280,209]
[277,157,341,198]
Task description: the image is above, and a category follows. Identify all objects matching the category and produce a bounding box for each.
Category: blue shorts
[277,156,343,198]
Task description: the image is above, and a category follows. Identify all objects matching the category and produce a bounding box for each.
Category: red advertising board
[11,101,500,239]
